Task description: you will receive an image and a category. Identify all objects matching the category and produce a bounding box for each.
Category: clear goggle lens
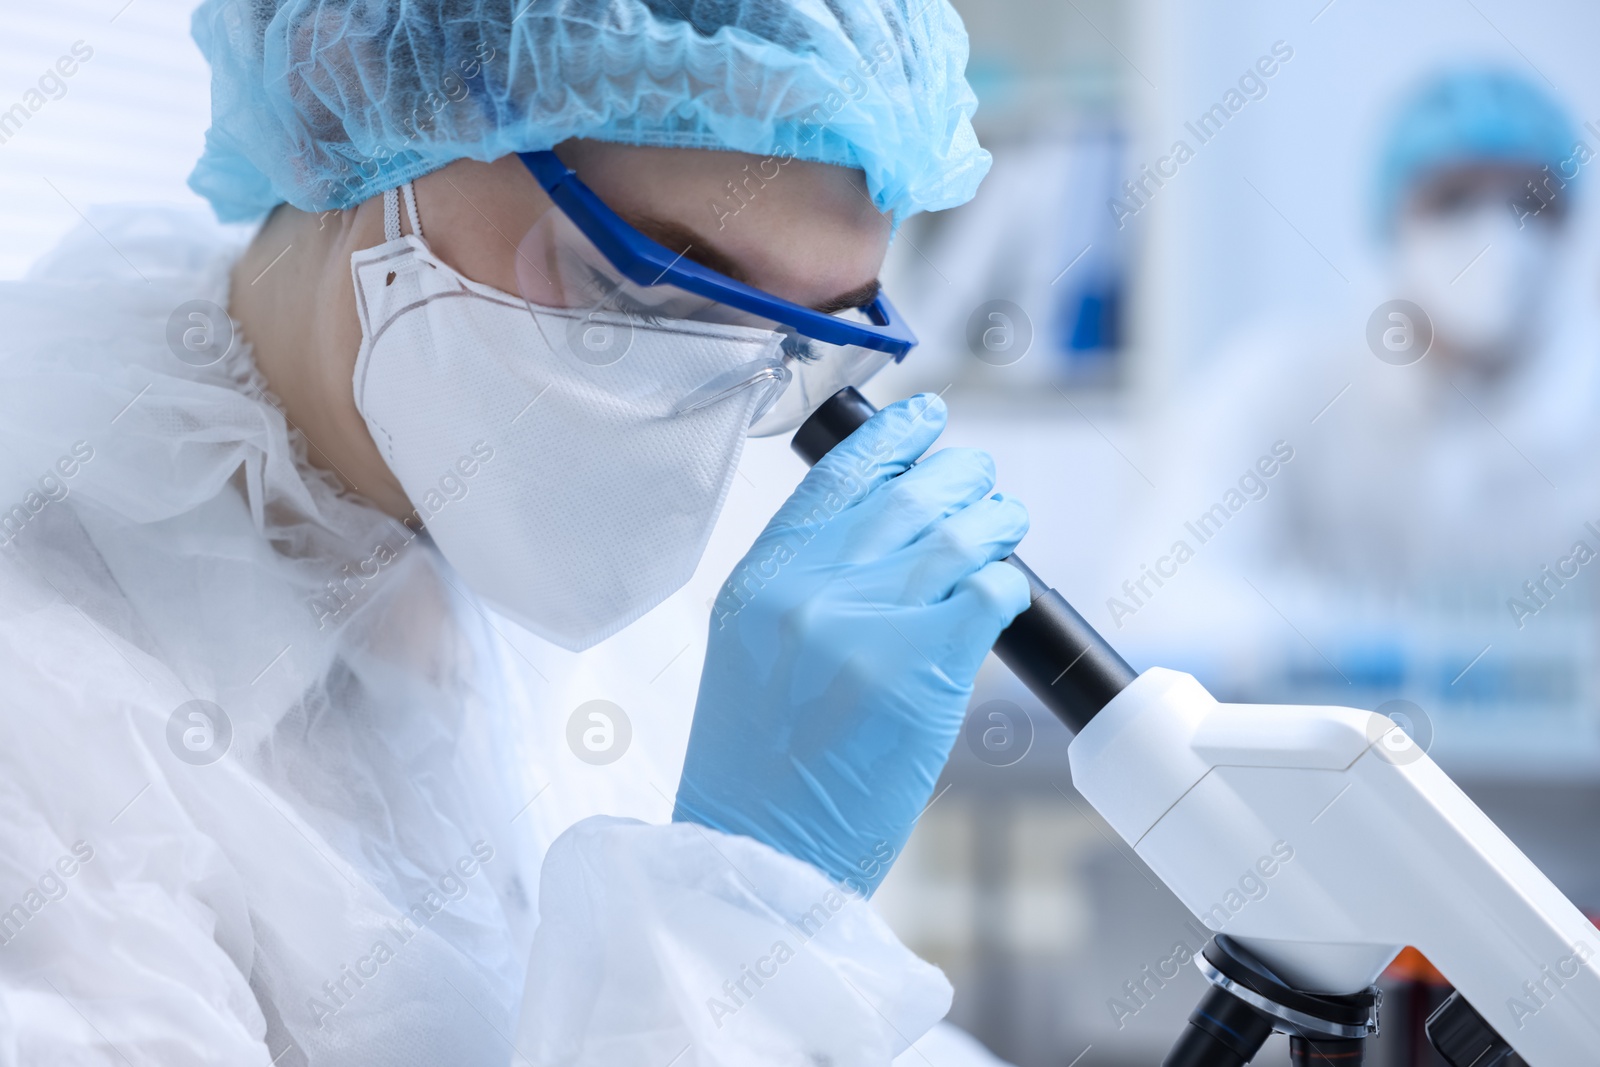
[514,206,894,437]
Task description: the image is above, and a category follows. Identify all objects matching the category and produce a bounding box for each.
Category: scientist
[0,2,1029,1064]
[1106,66,1600,708]
[1144,67,1597,597]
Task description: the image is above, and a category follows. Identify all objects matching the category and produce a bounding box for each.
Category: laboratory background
[5,0,1599,1064]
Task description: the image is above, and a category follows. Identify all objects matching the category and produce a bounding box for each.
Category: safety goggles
[517,150,915,437]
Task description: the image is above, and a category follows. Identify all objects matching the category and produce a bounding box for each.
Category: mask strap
[381,183,425,242]
[383,188,402,242]
[402,182,424,240]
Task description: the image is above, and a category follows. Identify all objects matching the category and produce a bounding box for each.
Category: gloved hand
[673,394,1031,895]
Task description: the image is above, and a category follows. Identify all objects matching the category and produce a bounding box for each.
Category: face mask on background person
[1373,69,1575,380]
[1395,198,1559,375]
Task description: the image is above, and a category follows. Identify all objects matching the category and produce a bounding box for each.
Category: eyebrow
[813,278,882,316]
[628,215,881,314]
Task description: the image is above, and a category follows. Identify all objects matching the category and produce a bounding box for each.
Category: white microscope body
[1069,667,1600,1065]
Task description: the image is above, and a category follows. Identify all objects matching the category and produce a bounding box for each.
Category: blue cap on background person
[188,0,991,224]
[1373,66,1575,237]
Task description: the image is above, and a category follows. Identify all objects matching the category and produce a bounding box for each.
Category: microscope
[793,388,1600,1067]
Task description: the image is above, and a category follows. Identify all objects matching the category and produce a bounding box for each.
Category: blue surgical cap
[1373,67,1575,237]
[188,0,990,224]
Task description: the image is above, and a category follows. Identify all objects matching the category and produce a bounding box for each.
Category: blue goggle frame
[518,151,916,359]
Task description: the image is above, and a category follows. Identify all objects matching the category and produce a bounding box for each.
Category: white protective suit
[1106,296,1600,699]
[0,206,994,1066]
[1149,310,1600,584]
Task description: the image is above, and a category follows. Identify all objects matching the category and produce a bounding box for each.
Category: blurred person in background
[1122,67,1600,704]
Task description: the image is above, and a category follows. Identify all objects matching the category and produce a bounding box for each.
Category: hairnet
[1373,67,1575,236]
[188,0,990,224]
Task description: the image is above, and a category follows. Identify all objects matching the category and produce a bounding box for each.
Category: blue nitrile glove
[673,394,1031,895]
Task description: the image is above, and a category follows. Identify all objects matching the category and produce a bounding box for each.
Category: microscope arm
[1070,667,1600,1065]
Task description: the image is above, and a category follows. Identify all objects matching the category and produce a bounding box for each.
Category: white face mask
[1395,203,1556,370]
[351,185,783,650]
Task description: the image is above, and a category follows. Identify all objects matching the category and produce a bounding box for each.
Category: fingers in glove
[926,558,1033,684]
[840,446,1002,559]
[894,492,1030,604]
[769,393,947,531]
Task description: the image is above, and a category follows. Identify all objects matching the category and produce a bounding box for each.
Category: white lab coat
[1113,300,1600,697]
[0,206,983,1066]
[1175,314,1600,584]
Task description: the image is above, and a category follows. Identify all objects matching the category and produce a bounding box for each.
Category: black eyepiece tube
[1161,985,1276,1067]
[790,387,1137,734]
